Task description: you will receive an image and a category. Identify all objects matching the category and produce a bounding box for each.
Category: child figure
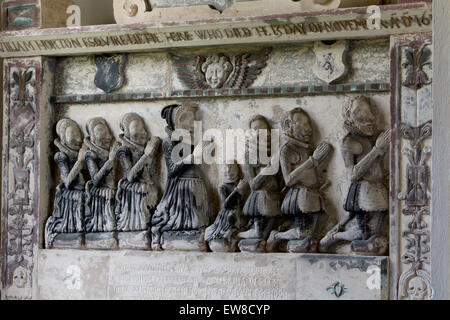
[205,163,246,252]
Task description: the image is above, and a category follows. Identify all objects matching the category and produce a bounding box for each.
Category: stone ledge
[36,249,388,300]
[0,3,431,58]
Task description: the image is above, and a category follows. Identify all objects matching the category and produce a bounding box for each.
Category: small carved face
[12,266,27,289]
[223,164,239,182]
[129,119,148,146]
[407,277,427,300]
[350,98,377,137]
[65,125,83,151]
[176,109,196,136]
[291,112,313,143]
[205,63,228,89]
[93,123,112,150]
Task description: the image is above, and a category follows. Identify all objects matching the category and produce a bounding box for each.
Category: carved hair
[201,54,233,75]
[248,114,270,129]
[161,103,198,131]
[247,114,271,158]
[342,95,379,135]
[56,118,81,145]
[222,162,241,183]
[86,117,109,138]
[119,112,145,138]
[280,107,310,133]
[342,96,372,122]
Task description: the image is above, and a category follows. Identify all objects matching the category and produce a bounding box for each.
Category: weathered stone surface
[351,235,388,257]
[54,40,390,96]
[117,231,150,250]
[288,237,319,254]
[85,232,118,250]
[36,250,388,300]
[52,233,84,249]
[208,239,239,252]
[161,231,208,252]
[37,250,110,300]
[113,0,382,25]
[296,254,388,300]
[238,239,266,253]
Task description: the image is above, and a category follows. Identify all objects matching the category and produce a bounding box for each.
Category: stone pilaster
[390,32,433,300]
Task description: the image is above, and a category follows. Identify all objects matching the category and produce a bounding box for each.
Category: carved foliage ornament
[2,65,37,300]
[402,42,432,90]
[397,41,433,301]
[173,49,270,90]
[398,121,433,300]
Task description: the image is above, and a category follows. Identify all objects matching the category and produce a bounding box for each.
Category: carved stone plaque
[36,250,388,300]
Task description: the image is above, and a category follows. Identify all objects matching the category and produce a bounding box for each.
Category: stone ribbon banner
[0,4,431,58]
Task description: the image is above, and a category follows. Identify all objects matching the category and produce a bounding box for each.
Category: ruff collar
[54,139,78,158]
[84,137,109,159]
[117,133,145,153]
[282,133,311,150]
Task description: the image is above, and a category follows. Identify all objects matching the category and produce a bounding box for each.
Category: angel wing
[226,48,271,89]
[172,54,209,89]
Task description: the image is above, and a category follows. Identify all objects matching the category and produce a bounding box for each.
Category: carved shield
[312,40,348,84]
[94,54,127,93]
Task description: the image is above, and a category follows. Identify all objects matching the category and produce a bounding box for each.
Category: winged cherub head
[201,55,233,89]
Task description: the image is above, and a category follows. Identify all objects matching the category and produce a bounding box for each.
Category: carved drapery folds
[1,60,40,300]
[392,36,433,300]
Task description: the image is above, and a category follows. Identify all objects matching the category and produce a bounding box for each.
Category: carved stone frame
[390,32,433,300]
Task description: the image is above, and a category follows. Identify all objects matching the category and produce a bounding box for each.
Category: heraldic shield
[94,54,127,93]
[312,40,348,84]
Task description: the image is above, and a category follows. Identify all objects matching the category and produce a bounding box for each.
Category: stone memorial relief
[312,40,348,84]
[205,163,246,252]
[45,119,86,249]
[237,115,281,253]
[267,108,332,253]
[319,96,390,256]
[84,117,120,249]
[94,54,128,94]
[151,104,212,252]
[116,113,161,249]
[173,49,270,90]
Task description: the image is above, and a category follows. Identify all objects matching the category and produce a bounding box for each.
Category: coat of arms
[94,54,128,93]
[312,40,348,84]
